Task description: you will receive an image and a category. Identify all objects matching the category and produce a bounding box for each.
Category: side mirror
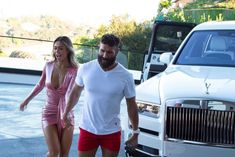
[160,52,173,65]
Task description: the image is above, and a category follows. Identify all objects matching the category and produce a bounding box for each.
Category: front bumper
[125,145,164,157]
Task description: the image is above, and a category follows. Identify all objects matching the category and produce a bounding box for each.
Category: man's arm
[63,83,83,125]
[125,96,139,148]
[126,97,139,131]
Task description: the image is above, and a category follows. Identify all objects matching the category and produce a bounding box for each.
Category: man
[63,34,139,157]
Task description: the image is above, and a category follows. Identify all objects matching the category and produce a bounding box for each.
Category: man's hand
[62,112,71,128]
[125,133,138,153]
[125,97,139,153]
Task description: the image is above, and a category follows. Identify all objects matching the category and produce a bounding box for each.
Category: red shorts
[78,128,121,151]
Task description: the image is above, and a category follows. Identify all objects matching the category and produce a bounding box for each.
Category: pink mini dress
[29,61,77,138]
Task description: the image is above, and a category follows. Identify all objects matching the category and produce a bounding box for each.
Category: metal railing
[0,35,145,70]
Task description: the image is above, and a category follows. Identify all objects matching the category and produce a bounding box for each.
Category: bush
[0,49,8,57]
[75,47,98,64]
[184,8,235,23]
[9,50,37,59]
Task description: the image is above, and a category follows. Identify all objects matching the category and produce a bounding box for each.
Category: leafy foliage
[218,0,235,9]
[0,49,8,57]
[73,15,153,70]
[184,0,235,9]
[9,50,37,59]
[158,0,235,23]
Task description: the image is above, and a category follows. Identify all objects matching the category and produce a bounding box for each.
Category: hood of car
[136,74,161,104]
[160,65,235,101]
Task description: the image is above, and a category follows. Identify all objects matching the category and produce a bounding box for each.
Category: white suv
[125,21,235,157]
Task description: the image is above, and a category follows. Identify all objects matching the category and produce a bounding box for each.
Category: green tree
[72,36,99,63]
[158,0,235,23]
[95,15,152,70]
[74,15,152,70]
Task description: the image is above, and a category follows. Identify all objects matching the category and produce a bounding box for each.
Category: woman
[20,36,78,157]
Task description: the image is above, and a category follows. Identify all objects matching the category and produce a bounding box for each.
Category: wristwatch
[132,128,140,134]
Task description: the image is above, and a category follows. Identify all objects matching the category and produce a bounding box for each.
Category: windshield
[175,30,235,67]
[154,25,193,53]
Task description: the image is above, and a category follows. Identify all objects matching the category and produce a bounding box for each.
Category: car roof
[193,21,235,31]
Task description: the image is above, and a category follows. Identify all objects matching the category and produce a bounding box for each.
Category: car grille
[166,107,235,145]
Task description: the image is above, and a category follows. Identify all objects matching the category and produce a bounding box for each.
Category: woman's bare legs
[60,126,74,157]
[43,125,60,157]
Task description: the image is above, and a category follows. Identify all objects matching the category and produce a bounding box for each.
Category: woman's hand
[19,101,28,111]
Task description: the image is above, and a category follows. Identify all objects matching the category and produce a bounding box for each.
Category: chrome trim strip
[166,138,235,149]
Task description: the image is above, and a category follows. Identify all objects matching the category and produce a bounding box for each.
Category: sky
[0,0,159,26]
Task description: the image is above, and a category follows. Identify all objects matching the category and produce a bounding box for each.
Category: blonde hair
[52,36,78,68]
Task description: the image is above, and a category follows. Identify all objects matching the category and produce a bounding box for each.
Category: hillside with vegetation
[0,15,153,70]
[0,16,78,48]
[1,0,235,70]
[159,0,235,23]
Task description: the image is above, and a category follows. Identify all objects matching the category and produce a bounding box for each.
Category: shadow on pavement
[0,133,126,157]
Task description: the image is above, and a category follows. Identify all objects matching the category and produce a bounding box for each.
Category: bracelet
[132,128,140,134]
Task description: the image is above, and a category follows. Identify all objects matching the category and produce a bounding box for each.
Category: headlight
[137,101,160,118]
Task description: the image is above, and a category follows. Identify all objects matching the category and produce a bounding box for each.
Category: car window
[154,25,193,54]
[175,30,235,67]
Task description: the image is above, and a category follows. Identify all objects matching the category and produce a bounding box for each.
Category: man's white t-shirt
[75,59,136,135]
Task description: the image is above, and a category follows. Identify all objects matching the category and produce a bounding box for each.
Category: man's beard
[98,54,116,69]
